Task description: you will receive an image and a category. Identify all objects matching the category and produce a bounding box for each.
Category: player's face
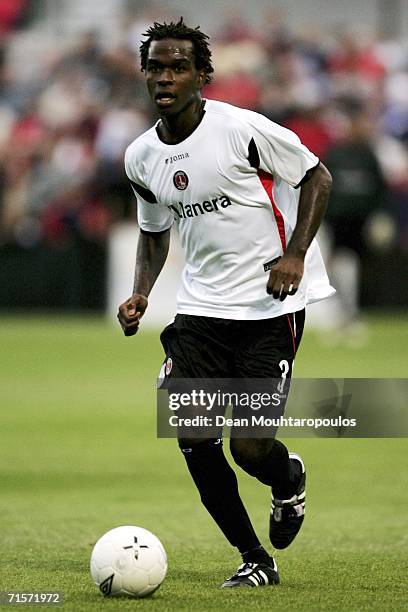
[145,39,205,115]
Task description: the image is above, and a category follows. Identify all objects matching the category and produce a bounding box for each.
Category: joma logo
[165,153,190,164]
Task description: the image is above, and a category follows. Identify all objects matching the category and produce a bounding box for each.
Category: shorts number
[279,360,289,378]
[278,359,290,393]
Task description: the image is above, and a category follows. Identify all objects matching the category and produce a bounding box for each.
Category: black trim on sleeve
[294,160,321,189]
[140,227,171,236]
[130,180,157,203]
[247,137,260,169]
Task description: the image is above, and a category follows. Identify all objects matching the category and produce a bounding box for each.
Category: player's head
[140,18,214,84]
[140,18,214,115]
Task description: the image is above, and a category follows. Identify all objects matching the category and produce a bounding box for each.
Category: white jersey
[125,99,335,320]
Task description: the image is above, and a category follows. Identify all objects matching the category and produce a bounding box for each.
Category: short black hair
[139,17,214,85]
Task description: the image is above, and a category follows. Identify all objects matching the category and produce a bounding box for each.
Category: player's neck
[157,98,205,145]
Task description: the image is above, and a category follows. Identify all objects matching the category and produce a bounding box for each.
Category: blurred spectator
[328,30,386,100]
[285,105,332,161]
[95,105,147,164]
[262,7,292,57]
[206,71,262,110]
[324,103,390,324]
[325,103,388,255]
[215,11,260,44]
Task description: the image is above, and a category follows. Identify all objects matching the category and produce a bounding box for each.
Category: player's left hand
[266,254,304,301]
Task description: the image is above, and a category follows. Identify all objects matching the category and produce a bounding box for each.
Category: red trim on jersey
[286,313,297,356]
[257,169,286,251]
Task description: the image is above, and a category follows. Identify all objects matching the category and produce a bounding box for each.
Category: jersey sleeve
[245,111,319,187]
[124,145,174,233]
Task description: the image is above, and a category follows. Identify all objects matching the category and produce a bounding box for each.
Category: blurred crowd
[0,2,407,308]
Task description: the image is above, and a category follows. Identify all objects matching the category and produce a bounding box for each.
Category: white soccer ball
[90,525,167,598]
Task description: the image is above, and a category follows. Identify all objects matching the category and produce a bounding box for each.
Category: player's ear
[198,70,206,87]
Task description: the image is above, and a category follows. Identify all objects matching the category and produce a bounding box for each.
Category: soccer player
[117,18,334,588]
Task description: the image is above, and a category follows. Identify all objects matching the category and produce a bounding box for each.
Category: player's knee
[230,438,272,476]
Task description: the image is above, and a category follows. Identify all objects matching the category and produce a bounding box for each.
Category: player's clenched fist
[266,255,304,301]
[117,294,148,336]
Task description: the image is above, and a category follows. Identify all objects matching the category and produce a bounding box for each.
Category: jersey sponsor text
[169,195,232,219]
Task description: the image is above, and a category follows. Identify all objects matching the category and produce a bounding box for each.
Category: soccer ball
[90,525,167,598]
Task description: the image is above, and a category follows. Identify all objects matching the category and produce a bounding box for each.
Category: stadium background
[0,1,407,610]
[0,0,407,317]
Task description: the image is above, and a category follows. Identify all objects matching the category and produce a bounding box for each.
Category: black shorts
[159,311,305,438]
[159,310,305,380]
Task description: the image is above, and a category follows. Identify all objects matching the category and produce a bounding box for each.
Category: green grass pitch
[0,314,407,611]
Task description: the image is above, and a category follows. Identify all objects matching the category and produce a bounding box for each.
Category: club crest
[165,357,173,376]
[173,170,189,191]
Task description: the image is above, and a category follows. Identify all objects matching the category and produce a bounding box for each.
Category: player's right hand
[117,294,148,337]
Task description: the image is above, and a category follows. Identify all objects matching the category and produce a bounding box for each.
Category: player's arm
[118,149,173,336]
[244,110,332,301]
[267,162,332,300]
[117,228,170,336]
